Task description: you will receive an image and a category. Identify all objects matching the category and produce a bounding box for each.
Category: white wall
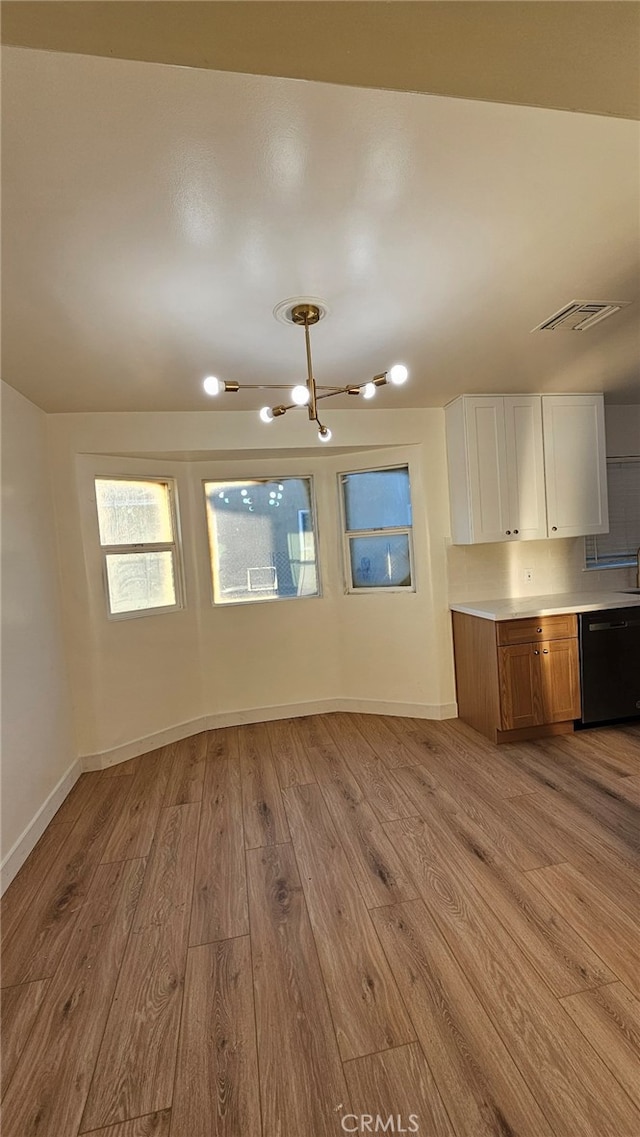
[47,407,457,765]
[1,383,78,889]
[333,434,455,711]
[605,405,640,458]
[191,452,341,724]
[72,453,204,759]
[447,403,639,603]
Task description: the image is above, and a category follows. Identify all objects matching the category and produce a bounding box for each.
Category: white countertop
[450,590,640,621]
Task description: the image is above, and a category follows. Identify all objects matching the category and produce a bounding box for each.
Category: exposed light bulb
[259,406,274,423]
[291,384,310,406]
[318,424,332,443]
[388,363,408,386]
[203,375,223,396]
[362,383,376,400]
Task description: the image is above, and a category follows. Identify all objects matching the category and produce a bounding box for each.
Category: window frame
[94,474,185,620]
[202,474,323,607]
[584,456,640,571]
[338,463,416,594]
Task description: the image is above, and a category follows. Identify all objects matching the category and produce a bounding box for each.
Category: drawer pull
[543,648,549,654]
[533,650,540,655]
[551,526,558,531]
[536,627,542,633]
[506,530,511,535]
[513,529,519,534]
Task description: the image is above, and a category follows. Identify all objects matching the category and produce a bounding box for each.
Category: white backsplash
[447,537,635,603]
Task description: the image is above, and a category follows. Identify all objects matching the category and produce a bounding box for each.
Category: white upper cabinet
[446,394,546,543]
[445,393,608,544]
[504,396,548,542]
[459,396,509,543]
[542,394,609,538]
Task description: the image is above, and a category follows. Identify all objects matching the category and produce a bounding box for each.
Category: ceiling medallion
[202,298,408,443]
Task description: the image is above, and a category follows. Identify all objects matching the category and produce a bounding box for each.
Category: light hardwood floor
[2,714,640,1137]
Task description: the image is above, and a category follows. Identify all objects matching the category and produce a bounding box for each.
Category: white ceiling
[3,46,640,413]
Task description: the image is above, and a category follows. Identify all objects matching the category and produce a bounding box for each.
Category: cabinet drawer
[496,614,577,646]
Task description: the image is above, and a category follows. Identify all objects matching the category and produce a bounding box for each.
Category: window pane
[204,478,319,604]
[96,479,173,545]
[105,551,177,613]
[343,468,412,531]
[349,534,412,589]
[585,459,640,568]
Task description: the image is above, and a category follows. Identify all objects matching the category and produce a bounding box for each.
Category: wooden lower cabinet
[453,611,581,743]
[498,642,541,730]
[499,638,581,731]
[537,637,581,724]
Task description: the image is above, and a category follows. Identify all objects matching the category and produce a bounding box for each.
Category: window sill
[107,603,184,621]
[583,562,636,572]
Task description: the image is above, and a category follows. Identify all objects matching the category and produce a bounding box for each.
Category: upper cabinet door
[503,396,547,541]
[464,396,511,543]
[446,391,609,545]
[542,394,609,538]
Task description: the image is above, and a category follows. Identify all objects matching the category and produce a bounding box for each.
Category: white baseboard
[1,758,82,895]
[333,698,459,720]
[203,699,339,731]
[82,699,458,771]
[82,716,212,771]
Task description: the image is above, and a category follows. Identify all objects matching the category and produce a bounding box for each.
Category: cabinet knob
[536,627,542,633]
[513,529,519,534]
[551,526,558,532]
[506,530,511,535]
[533,649,540,655]
[543,649,549,654]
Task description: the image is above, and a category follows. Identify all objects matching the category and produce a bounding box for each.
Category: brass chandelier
[202,300,408,443]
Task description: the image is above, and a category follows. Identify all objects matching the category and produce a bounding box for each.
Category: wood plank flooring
[2,715,639,1137]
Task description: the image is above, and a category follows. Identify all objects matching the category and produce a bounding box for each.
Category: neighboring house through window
[204,477,320,604]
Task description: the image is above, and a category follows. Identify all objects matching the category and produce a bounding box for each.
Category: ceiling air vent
[531,300,630,332]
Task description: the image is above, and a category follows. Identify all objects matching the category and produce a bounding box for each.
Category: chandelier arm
[302,319,318,421]
[314,384,374,401]
[316,374,389,396]
[230,382,379,395]
[222,381,388,395]
[231,383,305,391]
[316,385,374,393]
[314,389,346,402]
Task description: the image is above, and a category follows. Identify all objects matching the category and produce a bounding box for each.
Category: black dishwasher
[578,606,640,725]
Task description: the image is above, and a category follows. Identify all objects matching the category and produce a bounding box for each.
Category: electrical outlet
[523,568,533,584]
